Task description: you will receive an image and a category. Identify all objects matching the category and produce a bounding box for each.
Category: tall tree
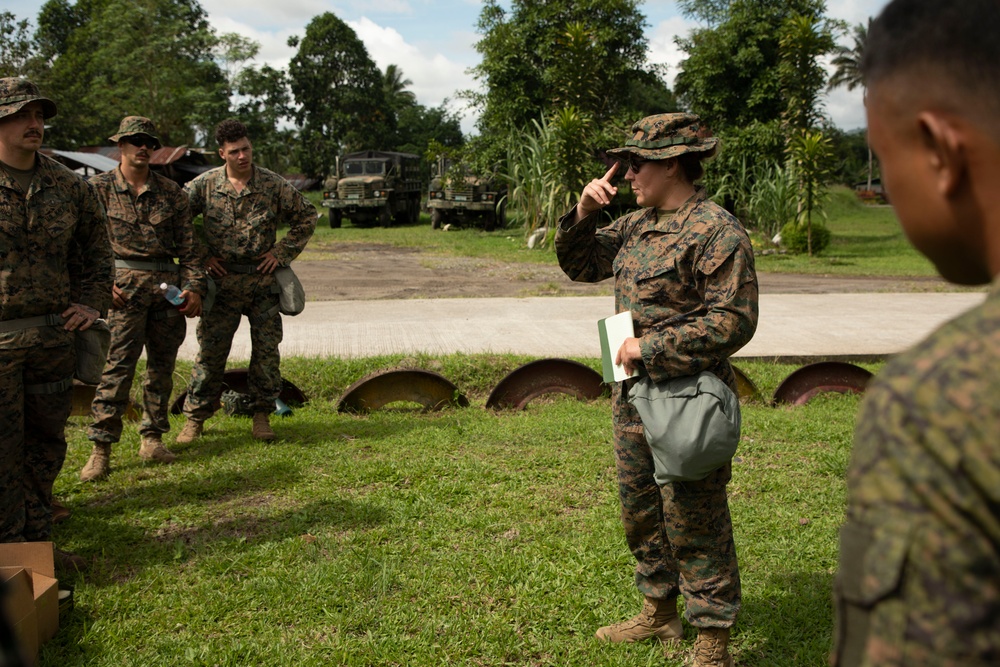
[674,0,838,194]
[33,0,233,147]
[467,0,670,168]
[287,12,391,178]
[827,20,873,189]
[234,64,296,173]
[0,12,35,77]
[383,64,416,111]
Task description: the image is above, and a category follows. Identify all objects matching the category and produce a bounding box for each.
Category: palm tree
[828,20,874,189]
[383,63,416,111]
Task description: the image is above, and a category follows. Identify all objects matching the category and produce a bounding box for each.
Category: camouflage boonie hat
[607,112,718,161]
[108,116,162,149]
[0,77,57,121]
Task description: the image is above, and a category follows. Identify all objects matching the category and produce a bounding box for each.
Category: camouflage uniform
[87,160,206,445]
[182,165,315,419]
[556,188,758,627]
[832,276,1000,666]
[0,152,113,542]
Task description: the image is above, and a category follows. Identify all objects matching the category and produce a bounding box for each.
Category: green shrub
[780,220,832,254]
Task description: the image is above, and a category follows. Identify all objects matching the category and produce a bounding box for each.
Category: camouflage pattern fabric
[182,165,315,418]
[184,164,316,267]
[555,187,758,627]
[832,277,1000,667]
[86,167,205,444]
[0,153,112,542]
[0,346,75,541]
[185,273,282,417]
[108,116,161,148]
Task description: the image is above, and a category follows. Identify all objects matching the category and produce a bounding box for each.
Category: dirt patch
[293,242,960,301]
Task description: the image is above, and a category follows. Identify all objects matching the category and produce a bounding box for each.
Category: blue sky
[7,0,887,133]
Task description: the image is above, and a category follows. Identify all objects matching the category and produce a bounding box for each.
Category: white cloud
[647,14,697,88]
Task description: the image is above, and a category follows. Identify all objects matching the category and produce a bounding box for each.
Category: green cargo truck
[322,150,422,228]
[427,156,506,231]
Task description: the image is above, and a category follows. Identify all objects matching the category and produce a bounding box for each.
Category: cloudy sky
[8,0,888,134]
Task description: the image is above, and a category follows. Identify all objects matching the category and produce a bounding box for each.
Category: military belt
[115,259,179,272]
[0,313,64,334]
[25,377,74,395]
[152,309,183,321]
[222,262,260,274]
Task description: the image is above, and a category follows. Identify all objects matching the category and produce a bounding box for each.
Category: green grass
[48,356,863,666]
[303,187,938,278]
[751,186,938,277]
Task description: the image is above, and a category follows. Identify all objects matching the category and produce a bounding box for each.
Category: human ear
[917,111,966,197]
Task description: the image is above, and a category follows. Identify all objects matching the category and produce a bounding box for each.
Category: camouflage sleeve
[271,181,317,266]
[70,180,114,314]
[640,230,758,383]
[554,206,623,283]
[172,189,207,296]
[184,176,213,263]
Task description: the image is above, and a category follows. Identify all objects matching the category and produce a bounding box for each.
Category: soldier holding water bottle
[80,116,208,481]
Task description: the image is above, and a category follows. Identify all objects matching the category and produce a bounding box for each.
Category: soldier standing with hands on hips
[176,119,315,444]
[79,116,207,482]
[556,114,758,667]
[0,77,112,567]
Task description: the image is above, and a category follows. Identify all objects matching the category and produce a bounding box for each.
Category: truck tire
[329,210,342,228]
[409,200,420,225]
[483,211,497,232]
[380,204,392,228]
[431,209,442,230]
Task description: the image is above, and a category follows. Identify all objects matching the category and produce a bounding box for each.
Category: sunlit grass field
[48,356,867,666]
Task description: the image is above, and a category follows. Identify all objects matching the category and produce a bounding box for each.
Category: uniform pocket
[833,520,910,666]
[43,210,75,240]
[635,263,679,304]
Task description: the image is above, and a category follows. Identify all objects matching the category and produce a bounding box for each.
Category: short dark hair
[215,118,248,147]
[863,0,1000,117]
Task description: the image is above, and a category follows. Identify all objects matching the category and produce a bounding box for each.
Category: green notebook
[597,311,639,383]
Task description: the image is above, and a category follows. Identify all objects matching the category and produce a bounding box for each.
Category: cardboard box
[1,566,39,665]
[0,542,60,655]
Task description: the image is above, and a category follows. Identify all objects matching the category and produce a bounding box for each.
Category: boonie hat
[0,77,57,120]
[607,112,718,161]
[108,116,162,150]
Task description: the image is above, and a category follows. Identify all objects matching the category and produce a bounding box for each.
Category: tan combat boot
[175,419,203,444]
[596,596,683,643]
[79,443,112,482]
[691,627,734,667]
[252,412,276,441]
[138,434,176,463]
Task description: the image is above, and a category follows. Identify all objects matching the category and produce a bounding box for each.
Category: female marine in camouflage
[555,113,758,667]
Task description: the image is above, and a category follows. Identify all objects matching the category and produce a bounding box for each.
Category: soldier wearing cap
[0,78,113,561]
[78,116,207,482]
[556,113,758,667]
[175,118,315,444]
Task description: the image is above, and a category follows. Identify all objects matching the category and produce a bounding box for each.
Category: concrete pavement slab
[174,292,986,362]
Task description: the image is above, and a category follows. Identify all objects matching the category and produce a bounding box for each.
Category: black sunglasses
[124,135,157,149]
[621,154,649,174]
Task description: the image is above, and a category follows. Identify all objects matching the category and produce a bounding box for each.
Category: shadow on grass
[736,570,835,666]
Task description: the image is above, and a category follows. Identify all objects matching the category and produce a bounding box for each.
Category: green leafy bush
[780,220,832,254]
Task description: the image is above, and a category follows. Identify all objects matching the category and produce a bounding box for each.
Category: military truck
[427,157,506,231]
[321,150,422,228]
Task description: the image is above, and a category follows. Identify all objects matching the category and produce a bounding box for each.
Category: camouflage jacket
[90,167,207,297]
[835,276,1000,666]
[556,188,758,422]
[0,152,113,349]
[184,165,316,266]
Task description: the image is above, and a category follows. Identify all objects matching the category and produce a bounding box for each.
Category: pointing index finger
[601,161,619,182]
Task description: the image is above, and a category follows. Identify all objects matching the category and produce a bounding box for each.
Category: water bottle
[159,282,185,306]
[274,398,293,417]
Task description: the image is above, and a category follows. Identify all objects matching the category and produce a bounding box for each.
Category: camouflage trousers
[88,303,187,444]
[183,273,282,420]
[614,421,741,627]
[0,344,74,542]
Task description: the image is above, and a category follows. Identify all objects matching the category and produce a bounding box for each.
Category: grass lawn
[302,186,936,278]
[48,356,864,666]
